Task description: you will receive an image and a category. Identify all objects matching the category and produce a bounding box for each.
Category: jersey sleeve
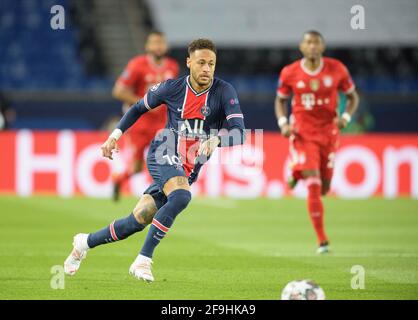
[337,62,356,94]
[276,66,292,98]
[143,80,170,110]
[116,59,140,88]
[220,83,246,147]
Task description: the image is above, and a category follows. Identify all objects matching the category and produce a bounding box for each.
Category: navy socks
[87,213,145,248]
[139,189,191,258]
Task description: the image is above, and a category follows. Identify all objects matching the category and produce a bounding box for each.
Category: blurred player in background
[111,31,179,201]
[64,39,246,282]
[275,30,359,253]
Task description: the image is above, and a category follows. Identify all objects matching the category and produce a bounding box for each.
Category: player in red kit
[275,31,359,253]
[111,31,179,201]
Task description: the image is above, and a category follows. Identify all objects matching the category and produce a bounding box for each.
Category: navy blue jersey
[116,75,245,186]
[144,75,244,140]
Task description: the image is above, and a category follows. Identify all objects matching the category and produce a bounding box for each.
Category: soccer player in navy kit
[64,39,246,282]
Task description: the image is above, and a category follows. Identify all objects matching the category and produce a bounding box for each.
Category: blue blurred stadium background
[1,0,417,132]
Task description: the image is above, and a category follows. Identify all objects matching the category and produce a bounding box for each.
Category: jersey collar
[300,58,324,76]
[186,75,213,96]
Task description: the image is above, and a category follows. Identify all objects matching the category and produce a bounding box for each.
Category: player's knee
[167,189,192,211]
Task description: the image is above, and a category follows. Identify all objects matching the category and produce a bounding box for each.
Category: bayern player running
[64,39,246,281]
[111,31,179,201]
[275,31,359,253]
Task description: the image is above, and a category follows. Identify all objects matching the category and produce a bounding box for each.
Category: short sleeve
[337,62,356,94]
[276,66,292,98]
[116,59,140,88]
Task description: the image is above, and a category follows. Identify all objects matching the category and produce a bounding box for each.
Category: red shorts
[289,129,339,181]
[125,127,162,160]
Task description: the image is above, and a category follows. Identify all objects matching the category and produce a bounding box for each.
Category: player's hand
[280,124,292,138]
[198,136,220,157]
[337,118,348,130]
[101,137,119,160]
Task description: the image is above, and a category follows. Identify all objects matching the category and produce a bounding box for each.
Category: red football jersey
[277,57,355,133]
[116,55,179,131]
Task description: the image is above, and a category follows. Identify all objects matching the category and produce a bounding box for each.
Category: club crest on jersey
[150,82,161,91]
[309,79,320,91]
[323,76,333,87]
[200,105,211,117]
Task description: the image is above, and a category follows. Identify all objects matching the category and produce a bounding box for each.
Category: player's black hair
[188,38,217,56]
[302,30,324,41]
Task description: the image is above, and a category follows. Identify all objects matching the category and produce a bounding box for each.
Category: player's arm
[338,90,360,129]
[275,67,292,137]
[275,96,291,137]
[113,60,142,109]
[337,63,360,129]
[112,82,141,106]
[101,83,167,160]
[198,84,246,157]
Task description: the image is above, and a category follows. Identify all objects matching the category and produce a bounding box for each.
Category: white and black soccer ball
[281,280,326,300]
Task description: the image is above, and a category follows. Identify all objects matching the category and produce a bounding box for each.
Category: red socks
[306,177,327,244]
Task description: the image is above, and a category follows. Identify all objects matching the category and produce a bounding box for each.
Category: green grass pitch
[0,195,417,300]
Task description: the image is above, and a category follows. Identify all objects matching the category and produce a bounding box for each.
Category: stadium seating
[0,0,110,90]
[1,0,417,132]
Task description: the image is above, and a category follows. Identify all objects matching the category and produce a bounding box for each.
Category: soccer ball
[281,280,325,300]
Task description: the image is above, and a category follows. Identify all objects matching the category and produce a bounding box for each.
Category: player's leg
[302,169,329,252]
[321,179,331,196]
[63,192,158,275]
[287,135,303,189]
[292,135,329,252]
[320,141,336,197]
[314,144,337,253]
[140,176,191,258]
[130,176,192,282]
